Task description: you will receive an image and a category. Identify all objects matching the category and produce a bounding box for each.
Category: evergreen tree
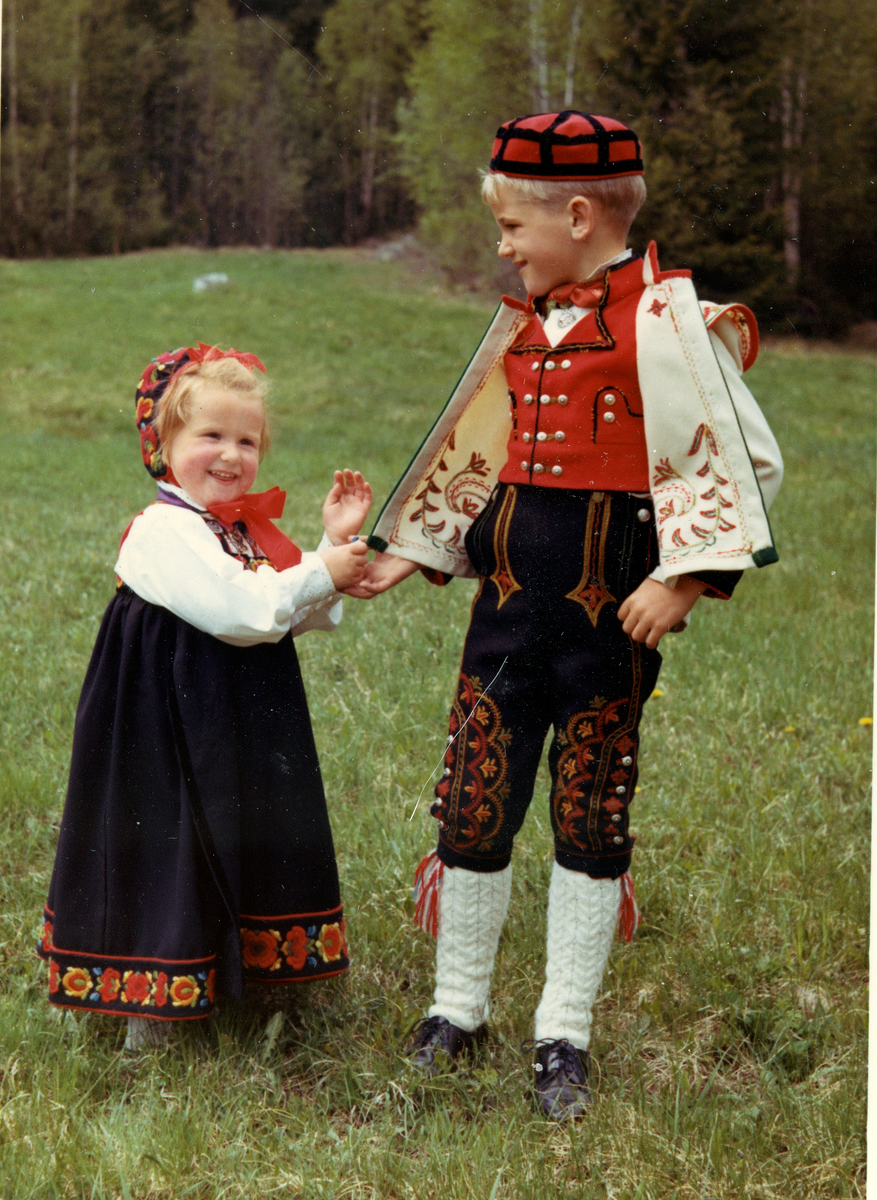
[397,0,605,282]
[315,0,425,243]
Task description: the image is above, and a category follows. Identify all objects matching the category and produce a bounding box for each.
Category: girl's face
[165,386,264,508]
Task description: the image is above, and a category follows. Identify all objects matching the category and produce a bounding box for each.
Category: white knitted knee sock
[533,862,620,1052]
[428,864,512,1032]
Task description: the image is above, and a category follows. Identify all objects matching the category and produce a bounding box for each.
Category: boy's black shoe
[529,1038,591,1120]
[404,1015,484,1075]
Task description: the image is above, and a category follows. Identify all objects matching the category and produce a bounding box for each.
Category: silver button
[545,360,556,371]
[532,362,540,370]
[551,465,563,476]
[621,755,633,766]
[521,460,529,470]
[561,359,571,369]
[533,463,545,474]
[613,836,624,845]
[604,393,616,406]
[555,431,566,443]
[603,412,615,423]
[522,433,532,443]
[558,395,569,405]
[637,508,651,522]
[524,393,534,405]
[611,813,622,823]
[540,394,550,404]
[537,431,547,442]
[616,785,626,795]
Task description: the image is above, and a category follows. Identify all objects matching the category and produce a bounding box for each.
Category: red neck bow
[542,276,607,312]
[208,486,302,569]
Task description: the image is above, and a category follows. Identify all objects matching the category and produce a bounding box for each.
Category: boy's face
[165,386,263,509]
[489,187,582,297]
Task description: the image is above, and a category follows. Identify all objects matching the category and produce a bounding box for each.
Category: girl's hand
[320,538,370,591]
[323,470,373,545]
[617,575,707,649]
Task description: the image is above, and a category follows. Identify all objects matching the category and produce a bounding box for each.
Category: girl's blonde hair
[482,171,647,234]
[156,358,271,459]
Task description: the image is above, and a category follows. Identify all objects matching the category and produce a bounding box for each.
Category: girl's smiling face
[165,386,264,508]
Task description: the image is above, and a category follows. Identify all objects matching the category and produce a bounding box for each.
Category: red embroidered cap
[489,111,643,181]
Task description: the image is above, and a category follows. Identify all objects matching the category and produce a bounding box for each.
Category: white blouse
[115,488,342,647]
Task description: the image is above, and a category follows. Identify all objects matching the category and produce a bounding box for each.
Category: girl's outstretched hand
[320,538,370,591]
[323,470,373,545]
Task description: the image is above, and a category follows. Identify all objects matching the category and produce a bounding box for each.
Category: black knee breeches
[432,484,662,879]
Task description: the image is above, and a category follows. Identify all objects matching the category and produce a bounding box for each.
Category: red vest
[498,255,668,492]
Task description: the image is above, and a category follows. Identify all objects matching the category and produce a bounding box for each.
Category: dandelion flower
[651,688,664,698]
[784,725,796,733]
[859,717,873,727]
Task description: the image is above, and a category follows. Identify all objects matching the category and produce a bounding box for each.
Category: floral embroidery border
[38,905,348,1017]
[239,909,348,982]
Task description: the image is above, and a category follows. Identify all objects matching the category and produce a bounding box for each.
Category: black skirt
[38,586,348,1022]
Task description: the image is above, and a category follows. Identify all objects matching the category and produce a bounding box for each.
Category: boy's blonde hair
[156,358,271,459]
[482,171,647,235]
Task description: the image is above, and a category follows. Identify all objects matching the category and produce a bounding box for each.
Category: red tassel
[618,871,641,943]
[413,850,444,938]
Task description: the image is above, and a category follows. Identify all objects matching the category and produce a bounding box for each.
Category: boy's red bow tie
[542,278,607,314]
[208,486,302,568]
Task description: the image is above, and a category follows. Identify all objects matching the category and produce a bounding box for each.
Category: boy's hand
[617,575,707,649]
[320,538,370,591]
[343,551,419,599]
[323,470,373,545]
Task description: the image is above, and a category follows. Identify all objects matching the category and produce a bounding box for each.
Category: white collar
[157,481,208,512]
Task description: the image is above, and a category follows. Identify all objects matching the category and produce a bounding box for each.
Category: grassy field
[0,248,872,1199]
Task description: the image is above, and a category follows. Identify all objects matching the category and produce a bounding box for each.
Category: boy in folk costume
[357,112,782,1118]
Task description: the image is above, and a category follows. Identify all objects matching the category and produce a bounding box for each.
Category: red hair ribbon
[207,486,302,569]
[184,342,267,373]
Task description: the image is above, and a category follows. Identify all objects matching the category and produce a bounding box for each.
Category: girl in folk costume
[357,112,783,1118]
[38,344,371,1049]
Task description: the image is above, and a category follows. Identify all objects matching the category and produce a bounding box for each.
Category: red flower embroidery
[316,923,344,963]
[204,969,216,1003]
[122,971,151,1005]
[154,972,169,1007]
[62,967,92,999]
[97,967,122,1002]
[241,929,279,970]
[283,926,309,970]
[48,959,60,994]
[169,975,200,1007]
[41,921,54,954]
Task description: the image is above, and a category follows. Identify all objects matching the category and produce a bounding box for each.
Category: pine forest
[2,0,876,336]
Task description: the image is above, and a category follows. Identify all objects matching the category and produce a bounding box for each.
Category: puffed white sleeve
[115,504,343,646]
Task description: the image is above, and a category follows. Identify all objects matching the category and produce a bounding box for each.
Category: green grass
[0,249,872,1199]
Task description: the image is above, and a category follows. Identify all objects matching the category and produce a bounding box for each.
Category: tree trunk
[780,57,806,291]
[563,2,583,108]
[66,4,82,249]
[359,87,380,234]
[529,0,550,110]
[7,0,26,251]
